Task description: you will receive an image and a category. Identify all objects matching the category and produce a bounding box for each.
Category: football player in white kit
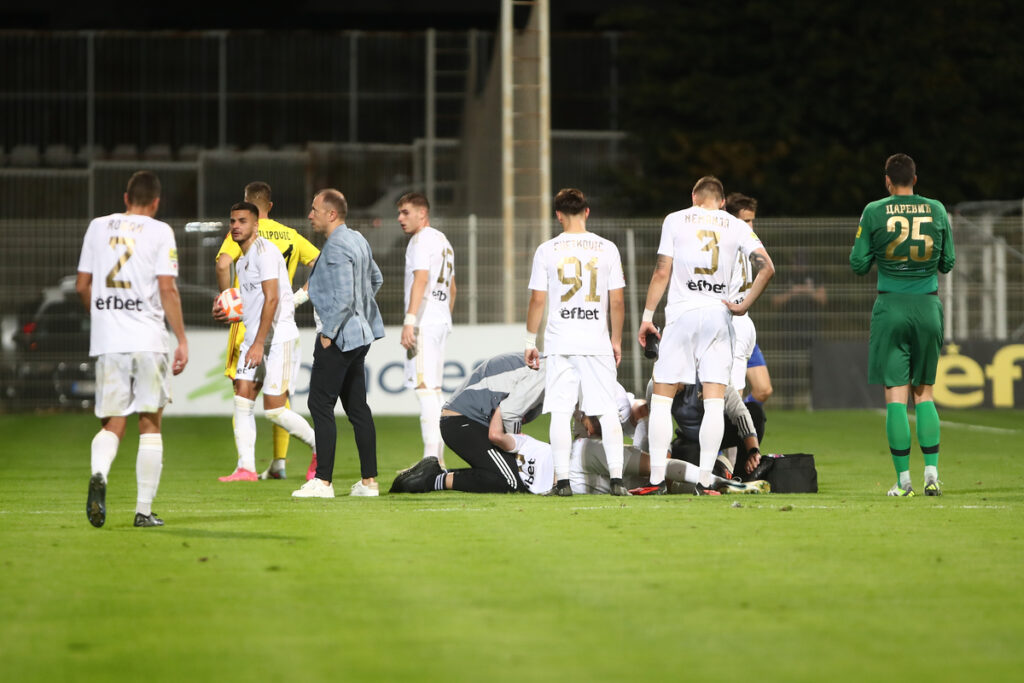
[214,201,317,482]
[398,192,456,467]
[525,188,628,497]
[76,171,188,528]
[725,192,773,404]
[635,176,775,495]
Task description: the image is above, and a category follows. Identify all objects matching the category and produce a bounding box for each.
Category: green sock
[886,402,911,486]
[916,400,940,468]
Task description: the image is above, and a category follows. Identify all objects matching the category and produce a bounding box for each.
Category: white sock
[91,429,120,481]
[924,465,938,482]
[698,398,725,487]
[434,391,446,462]
[666,458,729,489]
[647,395,674,484]
[899,470,912,488]
[549,411,573,481]
[136,433,163,516]
[598,413,624,479]
[233,395,257,472]
[416,388,442,461]
[265,405,316,448]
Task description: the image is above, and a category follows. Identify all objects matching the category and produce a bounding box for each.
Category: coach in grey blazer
[299,188,385,498]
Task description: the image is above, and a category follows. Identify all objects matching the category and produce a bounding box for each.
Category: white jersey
[77,212,179,356]
[528,231,625,356]
[404,226,454,329]
[657,206,763,322]
[236,236,298,347]
[728,248,755,305]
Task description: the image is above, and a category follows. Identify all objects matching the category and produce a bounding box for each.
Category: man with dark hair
[850,153,955,497]
[76,170,188,528]
[294,189,384,498]
[635,176,774,495]
[723,192,772,402]
[397,191,456,468]
[125,171,161,206]
[390,352,550,494]
[214,202,317,483]
[525,188,627,496]
[214,181,319,480]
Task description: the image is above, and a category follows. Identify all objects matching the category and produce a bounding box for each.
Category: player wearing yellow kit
[215,182,319,480]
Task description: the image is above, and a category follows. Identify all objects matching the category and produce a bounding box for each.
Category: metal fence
[3,206,1022,410]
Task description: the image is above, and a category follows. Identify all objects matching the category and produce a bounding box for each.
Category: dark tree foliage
[600,0,1024,216]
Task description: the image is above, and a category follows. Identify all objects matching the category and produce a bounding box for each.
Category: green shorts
[868,293,944,387]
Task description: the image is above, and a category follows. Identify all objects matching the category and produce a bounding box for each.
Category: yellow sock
[272,398,291,460]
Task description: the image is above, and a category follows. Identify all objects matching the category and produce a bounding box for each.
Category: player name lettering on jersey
[682,212,731,228]
[553,238,606,253]
[258,229,296,240]
[106,218,145,233]
[885,203,932,215]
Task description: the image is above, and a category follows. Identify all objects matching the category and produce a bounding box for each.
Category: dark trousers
[308,338,377,481]
[671,401,767,474]
[440,415,525,493]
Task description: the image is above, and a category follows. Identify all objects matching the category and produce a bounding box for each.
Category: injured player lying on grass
[568,405,769,496]
[390,381,769,496]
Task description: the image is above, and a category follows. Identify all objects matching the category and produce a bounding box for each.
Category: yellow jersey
[216,218,319,285]
[217,218,319,377]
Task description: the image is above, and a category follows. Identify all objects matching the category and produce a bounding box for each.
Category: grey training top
[444,352,546,433]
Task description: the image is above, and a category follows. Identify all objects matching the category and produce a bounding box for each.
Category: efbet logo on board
[934,343,1024,408]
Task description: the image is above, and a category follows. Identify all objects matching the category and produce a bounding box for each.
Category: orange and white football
[217,288,243,323]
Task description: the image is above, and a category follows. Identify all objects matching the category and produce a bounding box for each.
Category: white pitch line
[873,409,1021,434]
[1,503,1014,515]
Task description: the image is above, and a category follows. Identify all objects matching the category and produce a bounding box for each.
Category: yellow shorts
[224,321,246,380]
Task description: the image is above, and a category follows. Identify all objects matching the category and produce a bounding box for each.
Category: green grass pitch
[1,409,1023,682]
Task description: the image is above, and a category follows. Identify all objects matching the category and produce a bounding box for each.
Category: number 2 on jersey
[106,236,135,289]
[885,216,934,262]
[557,256,600,303]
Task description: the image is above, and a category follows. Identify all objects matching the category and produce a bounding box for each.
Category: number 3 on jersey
[557,256,600,303]
[106,236,135,289]
[694,229,720,275]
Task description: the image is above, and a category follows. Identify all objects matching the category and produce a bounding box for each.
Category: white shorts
[94,352,171,418]
[404,324,449,388]
[569,439,645,494]
[235,337,301,396]
[731,313,757,390]
[542,354,618,416]
[654,306,734,385]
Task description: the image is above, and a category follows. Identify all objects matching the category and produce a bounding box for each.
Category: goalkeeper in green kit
[850,153,956,497]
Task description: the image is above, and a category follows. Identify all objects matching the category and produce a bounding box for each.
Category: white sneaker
[350,480,379,497]
[292,478,335,498]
